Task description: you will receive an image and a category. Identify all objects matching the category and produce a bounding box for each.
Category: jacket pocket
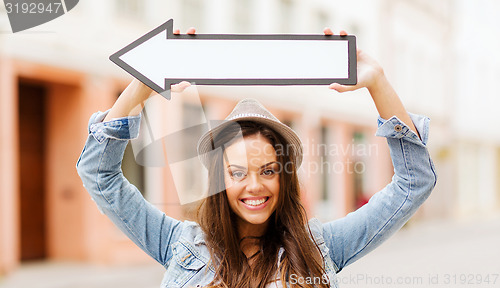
[164,241,207,287]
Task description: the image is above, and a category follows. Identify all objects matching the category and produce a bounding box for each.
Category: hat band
[227,113,274,121]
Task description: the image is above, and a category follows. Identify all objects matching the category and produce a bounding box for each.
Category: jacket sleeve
[322,113,437,273]
[76,110,183,267]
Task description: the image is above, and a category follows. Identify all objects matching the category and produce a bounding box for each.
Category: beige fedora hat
[197,98,303,168]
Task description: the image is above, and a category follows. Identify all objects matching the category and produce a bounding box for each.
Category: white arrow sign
[110,19,357,99]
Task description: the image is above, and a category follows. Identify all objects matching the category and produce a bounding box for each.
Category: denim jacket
[76,110,437,288]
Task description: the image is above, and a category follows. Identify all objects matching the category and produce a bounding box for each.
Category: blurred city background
[1,0,499,287]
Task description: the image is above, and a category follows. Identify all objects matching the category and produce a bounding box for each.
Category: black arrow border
[110,19,357,97]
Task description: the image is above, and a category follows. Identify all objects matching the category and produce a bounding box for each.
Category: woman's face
[223,134,280,235]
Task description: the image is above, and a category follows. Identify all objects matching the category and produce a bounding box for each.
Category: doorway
[18,81,47,261]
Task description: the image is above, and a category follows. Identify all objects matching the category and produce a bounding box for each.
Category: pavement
[1,213,499,288]
[339,213,500,288]
[0,261,164,288]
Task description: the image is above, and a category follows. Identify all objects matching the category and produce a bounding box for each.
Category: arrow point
[109,53,117,64]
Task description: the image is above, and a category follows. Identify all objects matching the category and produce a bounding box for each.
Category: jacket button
[394,124,402,132]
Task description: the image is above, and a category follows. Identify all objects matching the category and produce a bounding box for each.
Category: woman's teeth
[242,197,267,206]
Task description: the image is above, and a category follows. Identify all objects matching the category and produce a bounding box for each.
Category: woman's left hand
[324,28,420,138]
[323,28,384,93]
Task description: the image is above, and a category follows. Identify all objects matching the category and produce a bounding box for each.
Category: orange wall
[0,59,161,274]
[0,56,20,275]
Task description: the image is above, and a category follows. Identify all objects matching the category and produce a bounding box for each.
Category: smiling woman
[196,115,326,287]
[76,28,437,288]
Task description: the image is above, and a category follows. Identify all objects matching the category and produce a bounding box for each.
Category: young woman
[76,28,437,288]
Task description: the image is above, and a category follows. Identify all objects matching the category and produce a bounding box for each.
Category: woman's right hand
[171,27,196,92]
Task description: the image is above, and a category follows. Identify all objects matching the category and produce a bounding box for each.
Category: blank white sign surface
[121,36,349,80]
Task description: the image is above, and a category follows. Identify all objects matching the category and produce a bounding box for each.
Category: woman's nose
[245,173,263,192]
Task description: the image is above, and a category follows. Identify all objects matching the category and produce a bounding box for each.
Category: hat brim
[197,117,303,169]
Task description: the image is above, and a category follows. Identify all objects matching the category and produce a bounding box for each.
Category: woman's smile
[240,196,271,209]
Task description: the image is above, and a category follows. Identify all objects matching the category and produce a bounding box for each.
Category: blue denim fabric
[76,110,437,288]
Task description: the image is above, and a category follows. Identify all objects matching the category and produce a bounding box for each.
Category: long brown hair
[196,121,329,288]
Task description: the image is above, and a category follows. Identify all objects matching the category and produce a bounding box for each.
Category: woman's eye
[231,171,246,180]
[262,169,276,176]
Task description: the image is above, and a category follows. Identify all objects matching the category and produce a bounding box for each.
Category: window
[316,123,337,221]
[497,147,500,209]
[181,102,206,196]
[122,143,146,197]
[352,131,368,210]
[180,0,203,31]
[279,0,294,33]
[116,0,144,20]
[320,125,330,201]
[116,90,146,198]
[234,0,252,33]
[0,5,8,32]
[314,9,330,32]
[282,119,294,129]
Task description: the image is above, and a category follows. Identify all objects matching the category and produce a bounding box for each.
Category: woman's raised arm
[321,29,436,272]
[76,28,195,267]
